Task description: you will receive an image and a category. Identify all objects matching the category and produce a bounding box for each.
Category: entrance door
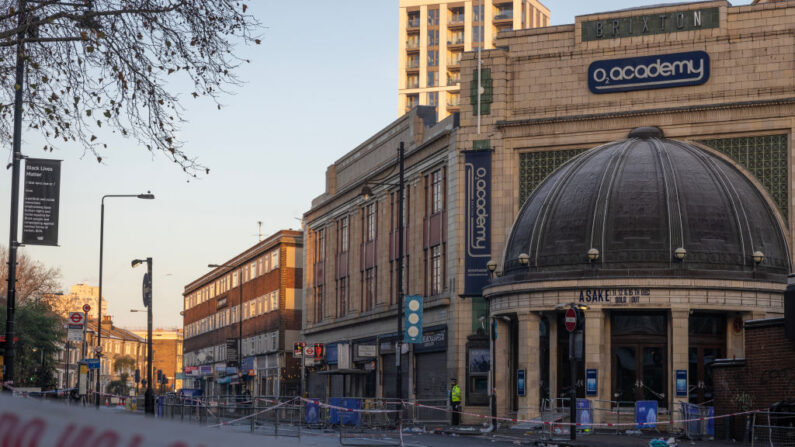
[688,346,722,404]
[613,344,667,407]
[611,312,668,408]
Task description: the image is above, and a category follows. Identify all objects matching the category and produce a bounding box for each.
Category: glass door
[688,346,722,404]
[612,344,667,406]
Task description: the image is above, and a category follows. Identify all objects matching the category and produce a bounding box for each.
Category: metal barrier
[406,399,449,425]
[752,410,795,447]
[680,401,714,440]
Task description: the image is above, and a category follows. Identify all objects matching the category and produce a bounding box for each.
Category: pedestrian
[450,377,461,426]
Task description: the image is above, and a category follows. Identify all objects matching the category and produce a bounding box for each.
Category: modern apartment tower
[398,0,549,118]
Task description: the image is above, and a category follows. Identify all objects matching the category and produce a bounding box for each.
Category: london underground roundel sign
[69,312,84,324]
[564,308,577,332]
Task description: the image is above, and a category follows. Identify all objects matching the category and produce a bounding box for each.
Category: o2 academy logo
[588,51,709,94]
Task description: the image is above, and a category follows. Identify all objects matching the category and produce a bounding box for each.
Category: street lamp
[96,192,153,408]
[359,142,405,409]
[132,257,154,415]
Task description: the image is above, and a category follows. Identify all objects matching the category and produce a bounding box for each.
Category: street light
[96,192,153,408]
[132,257,154,415]
[359,142,405,409]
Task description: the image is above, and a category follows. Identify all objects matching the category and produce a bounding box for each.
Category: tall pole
[476,0,482,135]
[396,142,405,408]
[65,341,70,392]
[239,273,243,394]
[569,310,577,441]
[145,258,154,414]
[3,0,27,392]
[96,200,105,407]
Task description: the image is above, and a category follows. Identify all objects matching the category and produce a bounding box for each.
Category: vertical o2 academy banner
[463,150,491,296]
[22,158,61,246]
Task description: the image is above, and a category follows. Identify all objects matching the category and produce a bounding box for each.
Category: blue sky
[0,0,750,329]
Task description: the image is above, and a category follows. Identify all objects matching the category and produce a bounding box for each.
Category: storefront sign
[463,150,492,296]
[517,369,526,396]
[357,344,377,358]
[581,7,719,41]
[588,51,710,94]
[216,296,227,309]
[241,357,255,372]
[676,370,688,397]
[225,338,238,363]
[586,369,598,396]
[200,365,212,376]
[338,343,351,369]
[578,287,650,304]
[415,326,447,353]
[22,158,62,246]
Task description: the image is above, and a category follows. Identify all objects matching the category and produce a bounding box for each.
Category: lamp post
[555,302,589,441]
[208,263,244,394]
[130,309,146,397]
[96,193,153,407]
[360,142,405,409]
[132,258,154,415]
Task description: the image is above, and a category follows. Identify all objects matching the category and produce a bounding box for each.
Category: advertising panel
[463,150,492,296]
[22,158,62,246]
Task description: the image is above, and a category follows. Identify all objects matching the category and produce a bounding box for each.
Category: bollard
[275,403,279,437]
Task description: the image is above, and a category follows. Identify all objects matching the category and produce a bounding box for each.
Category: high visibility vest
[451,384,462,403]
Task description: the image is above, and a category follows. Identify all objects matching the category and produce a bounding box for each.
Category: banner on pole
[463,150,491,296]
[22,158,61,246]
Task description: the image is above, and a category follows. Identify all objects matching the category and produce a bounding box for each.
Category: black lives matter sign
[22,158,62,246]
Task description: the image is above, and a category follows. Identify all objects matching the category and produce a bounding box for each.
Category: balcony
[406,60,420,72]
[448,54,462,69]
[406,40,420,52]
[407,17,420,29]
[447,76,460,86]
[493,10,513,24]
[447,37,464,49]
[406,80,419,89]
[448,15,465,28]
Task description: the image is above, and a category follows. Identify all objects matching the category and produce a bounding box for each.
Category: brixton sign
[581,7,719,41]
[588,51,709,94]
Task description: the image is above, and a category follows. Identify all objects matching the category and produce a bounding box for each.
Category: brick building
[713,318,795,440]
[451,0,795,424]
[303,107,459,403]
[132,329,183,392]
[182,230,303,397]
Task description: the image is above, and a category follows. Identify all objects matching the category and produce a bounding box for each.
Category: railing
[448,16,465,26]
[447,38,464,46]
[751,409,795,446]
[407,18,420,28]
[406,61,420,69]
[406,40,419,50]
[494,12,513,21]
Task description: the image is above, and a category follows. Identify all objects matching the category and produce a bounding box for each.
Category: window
[250,261,257,279]
[272,251,279,269]
[473,25,483,46]
[367,203,377,241]
[364,268,376,311]
[249,300,256,318]
[339,216,349,253]
[427,29,439,46]
[431,169,443,213]
[338,277,348,317]
[406,94,419,110]
[316,228,326,261]
[407,74,419,89]
[431,245,442,295]
[427,50,438,67]
[427,8,438,26]
[243,303,249,319]
[427,72,438,88]
[428,91,438,106]
[232,271,238,287]
[258,258,264,276]
[272,291,279,310]
[315,285,324,323]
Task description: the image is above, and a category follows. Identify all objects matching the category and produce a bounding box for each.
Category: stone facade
[454,0,795,425]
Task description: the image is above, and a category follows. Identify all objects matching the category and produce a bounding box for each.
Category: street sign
[95,345,103,353]
[304,346,315,357]
[84,359,100,369]
[82,303,91,313]
[69,312,84,325]
[565,308,577,332]
[293,342,305,358]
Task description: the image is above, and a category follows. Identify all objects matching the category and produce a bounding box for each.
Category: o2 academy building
[455,0,795,422]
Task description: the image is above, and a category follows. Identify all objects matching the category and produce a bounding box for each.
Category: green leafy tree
[109,355,135,395]
[0,0,261,175]
[0,300,64,389]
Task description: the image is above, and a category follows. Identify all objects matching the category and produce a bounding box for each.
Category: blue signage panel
[84,359,100,370]
[404,295,424,343]
[463,150,492,296]
[588,51,709,94]
[325,343,338,364]
[576,399,593,431]
[676,370,688,397]
[635,400,658,429]
[517,369,526,396]
[586,369,598,396]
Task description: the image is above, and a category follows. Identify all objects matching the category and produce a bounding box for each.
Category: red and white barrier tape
[301,397,401,414]
[405,401,758,428]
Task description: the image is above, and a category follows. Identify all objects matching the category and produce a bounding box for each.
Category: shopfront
[413,326,448,403]
[379,334,409,400]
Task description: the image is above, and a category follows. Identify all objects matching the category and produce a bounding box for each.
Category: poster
[675,370,687,397]
[22,158,61,246]
[586,369,598,396]
[517,369,526,396]
[635,400,658,429]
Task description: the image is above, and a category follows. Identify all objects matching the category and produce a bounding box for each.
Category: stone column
[549,314,558,400]
[671,309,690,412]
[584,310,608,423]
[494,318,511,417]
[517,312,541,420]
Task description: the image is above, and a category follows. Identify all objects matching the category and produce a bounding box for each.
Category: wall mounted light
[752,251,765,265]
[518,253,529,266]
[674,247,687,261]
[587,248,600,262]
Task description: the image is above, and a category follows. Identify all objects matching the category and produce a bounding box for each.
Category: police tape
[404,401,759,428]
[206,397,300,428]
[300,397,402,413]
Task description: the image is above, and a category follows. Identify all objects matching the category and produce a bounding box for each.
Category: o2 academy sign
[588,51,709,94]
[581,7,719,41]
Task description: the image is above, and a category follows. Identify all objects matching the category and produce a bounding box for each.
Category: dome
[501,127,790,281]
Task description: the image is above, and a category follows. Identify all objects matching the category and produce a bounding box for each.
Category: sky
[0,0,752,330]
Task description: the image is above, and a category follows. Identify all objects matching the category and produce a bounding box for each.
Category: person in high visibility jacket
[450,377,462,426]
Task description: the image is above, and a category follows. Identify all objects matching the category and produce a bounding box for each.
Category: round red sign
[564,308,577,332]
[70,313,83,324]
[83,304,91,313]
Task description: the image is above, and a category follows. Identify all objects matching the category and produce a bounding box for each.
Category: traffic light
[404,295,423,343]
[156,369,162,383]
[134,369,140,383]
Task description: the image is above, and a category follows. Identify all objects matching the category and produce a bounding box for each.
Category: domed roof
[502,127,790,281]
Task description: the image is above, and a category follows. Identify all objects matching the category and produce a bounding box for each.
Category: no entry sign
[565,308,577,332]
[82,303,91,313]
